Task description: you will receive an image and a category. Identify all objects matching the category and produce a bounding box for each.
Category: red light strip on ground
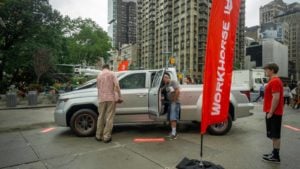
[41,127,55,133]
[133,138,165,143]
[283,125,300,132]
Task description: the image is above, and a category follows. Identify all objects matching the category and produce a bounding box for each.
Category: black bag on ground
[176,157,225,169]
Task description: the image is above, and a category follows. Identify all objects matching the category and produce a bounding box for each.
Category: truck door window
[255,78,261,83]
[151,71,163,88]
[119,73,146,89]
[151,72,156,84]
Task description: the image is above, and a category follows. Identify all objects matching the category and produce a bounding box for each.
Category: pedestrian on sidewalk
[162,73,181,140]
[255,83,265,102]
[262,63,284,163]
[283,83,291,106]
[95,64,122,143]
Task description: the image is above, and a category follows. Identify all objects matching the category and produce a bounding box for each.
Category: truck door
[148,70,164,117]
[116,72,148,115]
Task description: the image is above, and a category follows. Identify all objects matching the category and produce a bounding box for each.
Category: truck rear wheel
[207,116,232,135]
[70,109,98,137]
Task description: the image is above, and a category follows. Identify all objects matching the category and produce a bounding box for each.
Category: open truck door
[148,70,165,117]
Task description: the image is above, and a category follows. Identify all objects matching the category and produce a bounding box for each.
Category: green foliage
[63,18,111,64]
[28,83,42,92]
[0,0,64,82]
[0,0,111,92]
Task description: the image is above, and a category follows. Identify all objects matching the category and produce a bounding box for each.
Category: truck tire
[207,115,232,135]
[70,109,98,137]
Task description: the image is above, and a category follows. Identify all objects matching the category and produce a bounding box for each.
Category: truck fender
[196,94,235,122]
[195,94,203,122]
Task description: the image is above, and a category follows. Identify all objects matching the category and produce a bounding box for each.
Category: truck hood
[59,88,97,99]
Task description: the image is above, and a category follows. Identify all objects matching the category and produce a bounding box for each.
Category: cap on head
[263,63,279,74]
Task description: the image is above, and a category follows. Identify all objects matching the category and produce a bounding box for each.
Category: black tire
[207,115,232,135]
[70,109,98,137]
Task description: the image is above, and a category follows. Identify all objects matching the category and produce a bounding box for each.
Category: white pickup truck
[54,68,253,136]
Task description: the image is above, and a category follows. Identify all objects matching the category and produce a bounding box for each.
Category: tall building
[108,0,137,49]
[274,3,300,81]
[259,0,287,25]
[245,26,260,42]
[234,0,246,69]
[137,0,245,82]
[246,39,288,77]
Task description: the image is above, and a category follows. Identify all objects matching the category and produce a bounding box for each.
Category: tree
[0,0,64,84]
[63,18,111,65]
[33,48,52,83]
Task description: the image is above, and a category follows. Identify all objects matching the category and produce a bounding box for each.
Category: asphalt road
[0,103,299,169]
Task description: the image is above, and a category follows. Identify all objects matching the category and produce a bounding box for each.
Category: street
[0,104,299,169]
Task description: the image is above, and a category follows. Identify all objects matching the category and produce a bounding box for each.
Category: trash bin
[28,90,38,105]
[6,92,17,107]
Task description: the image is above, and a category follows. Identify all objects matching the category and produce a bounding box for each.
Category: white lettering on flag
[211,11,231,116]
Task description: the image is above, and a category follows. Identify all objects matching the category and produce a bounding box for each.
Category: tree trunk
[0,61,3,82]
[36,75,40,84]
[9,68,19,85]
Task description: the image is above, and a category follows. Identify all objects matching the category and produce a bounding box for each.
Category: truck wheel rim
[75,114,95,133]
[211,121,228,132]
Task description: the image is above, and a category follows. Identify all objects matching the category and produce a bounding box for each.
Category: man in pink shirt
[95,64,122,143]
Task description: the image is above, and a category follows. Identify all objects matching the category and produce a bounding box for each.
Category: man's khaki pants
[96,101,116,141]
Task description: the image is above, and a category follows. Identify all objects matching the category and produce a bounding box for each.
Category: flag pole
[199,134,204,167]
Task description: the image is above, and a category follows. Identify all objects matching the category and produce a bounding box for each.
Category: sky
[49,0,299,32]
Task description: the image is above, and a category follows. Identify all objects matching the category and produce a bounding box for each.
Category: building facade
[259,0,287,25]
[258,1,300,81]
[108,0,137,49]
[246,39,288,77]
[274,3,300,81]
[137,0,245,82]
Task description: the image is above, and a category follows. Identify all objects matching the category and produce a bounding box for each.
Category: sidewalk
[0,103,56,110]
[0,105,56,133]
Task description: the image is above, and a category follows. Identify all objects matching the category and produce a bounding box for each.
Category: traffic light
[169,56,175,65]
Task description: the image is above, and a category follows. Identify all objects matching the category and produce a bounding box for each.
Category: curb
[0,104,56,110]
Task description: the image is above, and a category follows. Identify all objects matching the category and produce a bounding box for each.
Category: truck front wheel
[207,116,232,135]
[70,109,98,137]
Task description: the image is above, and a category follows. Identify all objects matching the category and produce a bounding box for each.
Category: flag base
[176,157,224,169]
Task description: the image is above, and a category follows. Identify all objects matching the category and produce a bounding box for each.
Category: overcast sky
[49,0,299,31]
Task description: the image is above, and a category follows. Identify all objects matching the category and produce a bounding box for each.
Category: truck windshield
[75,72,125,90]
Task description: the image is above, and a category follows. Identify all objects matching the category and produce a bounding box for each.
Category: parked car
[54,68,254,136]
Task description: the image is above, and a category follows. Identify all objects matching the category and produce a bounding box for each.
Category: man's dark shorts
[265,114,282,139]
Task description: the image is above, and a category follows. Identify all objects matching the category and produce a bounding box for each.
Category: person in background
[262,63,284,163]
[64,81,73,92]
[182,76,193,84]
[95,64,122,143]
[291,82,300,109]
[283,83,291,106]
[255,83,265,102]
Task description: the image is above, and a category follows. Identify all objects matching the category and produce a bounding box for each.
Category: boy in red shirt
[262,63,284,163]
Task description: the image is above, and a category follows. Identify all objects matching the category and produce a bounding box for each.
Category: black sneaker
[95,137,102,142]
[169,134,178,140]
[262,153,273,157]
[262,155,280,163]
[103,138,112,143]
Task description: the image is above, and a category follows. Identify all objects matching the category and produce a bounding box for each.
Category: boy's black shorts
[265,113,282,139]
